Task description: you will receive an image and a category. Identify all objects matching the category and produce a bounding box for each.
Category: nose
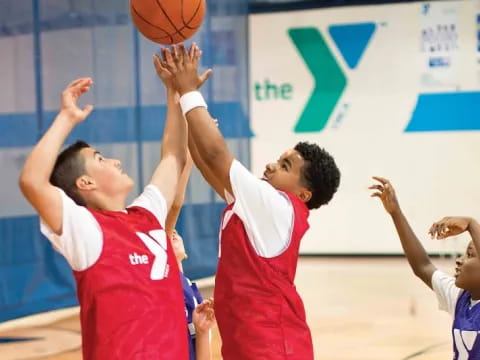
[112,159,121,168]
[456,255,464,266]
[266,163,277,173]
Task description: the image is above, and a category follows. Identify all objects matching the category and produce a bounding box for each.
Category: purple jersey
[452,290,480,359]
[182,273,203,360]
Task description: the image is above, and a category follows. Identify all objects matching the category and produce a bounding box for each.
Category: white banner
[249,0,480,254]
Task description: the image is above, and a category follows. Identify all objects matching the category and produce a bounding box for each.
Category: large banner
[250,0,480,254]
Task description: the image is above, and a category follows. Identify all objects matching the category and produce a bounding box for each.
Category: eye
[98,156,104,162]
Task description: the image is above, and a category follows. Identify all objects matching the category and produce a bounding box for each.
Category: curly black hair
[50,140,90,206]
[294,142,340,209]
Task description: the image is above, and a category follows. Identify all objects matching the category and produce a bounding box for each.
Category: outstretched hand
[369,176,401,215]
[160,43,212,95]
[429,217,472,240]
[60,78,94,124]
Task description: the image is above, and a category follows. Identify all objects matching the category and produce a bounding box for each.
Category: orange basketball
[130,0,206,44]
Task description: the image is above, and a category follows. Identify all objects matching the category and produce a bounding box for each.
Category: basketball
[130,0,206,45]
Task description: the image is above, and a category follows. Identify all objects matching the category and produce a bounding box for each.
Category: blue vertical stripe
[133,27,144,191]
[32,0,43,140]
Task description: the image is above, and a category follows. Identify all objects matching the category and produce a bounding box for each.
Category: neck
[86,193,127,211]
[470,289,480,301]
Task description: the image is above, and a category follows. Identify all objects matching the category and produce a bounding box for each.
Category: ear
[76,175,96,191]
[298,188,312,203]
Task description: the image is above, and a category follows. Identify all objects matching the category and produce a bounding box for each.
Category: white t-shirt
[431,270,480,315]
[40,185,168,271]
[225,160,294,258]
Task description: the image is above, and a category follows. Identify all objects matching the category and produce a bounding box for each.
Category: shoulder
[129,184,167,227]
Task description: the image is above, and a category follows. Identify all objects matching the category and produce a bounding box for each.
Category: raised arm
[370,176,436,288]
[430,216,480,256]
[164,151,193,238]
[188,120,227,201]
[149,54,188,213]
[163,44,234,199]
[19,78,94,234]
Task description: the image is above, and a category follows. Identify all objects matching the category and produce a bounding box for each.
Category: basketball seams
[154,0,187,40]
[181,0,203,30]
[131,4,174,44]
[151,23,201,42]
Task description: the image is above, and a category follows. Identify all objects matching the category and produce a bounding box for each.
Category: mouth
[262,171,269,181]
[455,267,461,278]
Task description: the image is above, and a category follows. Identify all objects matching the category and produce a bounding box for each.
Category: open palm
[60,78,94,124]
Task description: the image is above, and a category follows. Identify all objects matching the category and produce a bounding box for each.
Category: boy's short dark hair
[294,142,340,210]
[50,140,90,206]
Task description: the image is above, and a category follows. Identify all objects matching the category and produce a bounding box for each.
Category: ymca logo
[454,329,480,360]
[136,229,169,280]
[288,23,376,132]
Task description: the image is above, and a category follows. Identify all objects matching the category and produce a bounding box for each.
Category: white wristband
[179,91,207,116]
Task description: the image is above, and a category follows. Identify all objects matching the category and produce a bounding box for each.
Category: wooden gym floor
[0,257,455,359]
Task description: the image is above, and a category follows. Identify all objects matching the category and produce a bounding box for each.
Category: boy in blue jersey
[164,153,216,360]
[370,176,480,360]
[172,228,215,360]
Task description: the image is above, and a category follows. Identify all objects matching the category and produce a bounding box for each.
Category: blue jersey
[182,273,203,360]
[452,290,480,359]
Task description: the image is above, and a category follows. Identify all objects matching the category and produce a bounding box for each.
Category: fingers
[64,78,93,96]
[189,43,196,59]
[161,47,169,63]
[67,77,92,89]
[162,47,176,71]
[153,54,171,77]
[178,44,189,65]
[172,45,184,69]
[195,298,214,313]
[429,222,440,239]
[439,224,450,238]
[372,176,389,186]
[429,218,453,239]
[192,43,202,68]
[82,104,94,117]
[153,54,162,70]
[428,223,437,238]
[368,184,384,192]
[369,177,392,193]
[198,68,212,88]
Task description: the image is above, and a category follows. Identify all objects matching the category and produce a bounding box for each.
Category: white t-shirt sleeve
[228,159,294,258]
[40,188,103,271]
[431,270,462,316]
[130,184,168,228]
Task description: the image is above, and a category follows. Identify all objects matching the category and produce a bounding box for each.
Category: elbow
[412,267,423,279]
[412,262,432,279]
[19,171,46,198]
[18,172,37,198]
[19,171,32,192]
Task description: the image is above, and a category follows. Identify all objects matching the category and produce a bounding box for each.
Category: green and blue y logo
[288,23,376,132]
